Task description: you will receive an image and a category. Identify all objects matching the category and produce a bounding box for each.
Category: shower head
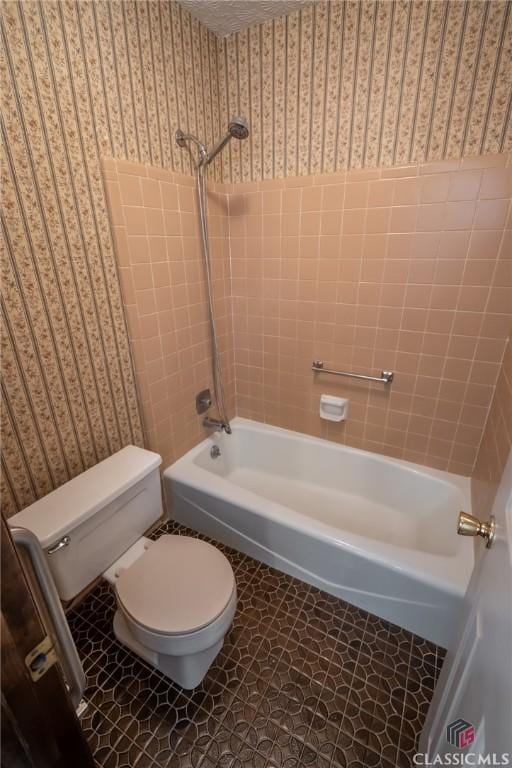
[206,117,249,165]
[228,117,249,141]
[176,119,249,167]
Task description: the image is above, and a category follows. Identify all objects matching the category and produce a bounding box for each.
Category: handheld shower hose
[176,119,249,435]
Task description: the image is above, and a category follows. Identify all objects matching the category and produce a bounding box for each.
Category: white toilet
[9,445,237,689]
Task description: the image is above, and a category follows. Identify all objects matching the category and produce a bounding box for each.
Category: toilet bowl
[8,445,237,690]
[105,534,237,688]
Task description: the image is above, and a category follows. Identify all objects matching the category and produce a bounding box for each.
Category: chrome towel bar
[312,360,394,384]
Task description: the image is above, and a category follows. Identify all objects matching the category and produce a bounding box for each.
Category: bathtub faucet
[203,416,232,434]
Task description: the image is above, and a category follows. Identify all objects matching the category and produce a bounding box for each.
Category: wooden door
[1,515,94,768]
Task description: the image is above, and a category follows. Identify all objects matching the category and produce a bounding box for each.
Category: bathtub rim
[164,417,473,598]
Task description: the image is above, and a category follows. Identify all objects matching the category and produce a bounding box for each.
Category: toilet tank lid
[8,446,162,549]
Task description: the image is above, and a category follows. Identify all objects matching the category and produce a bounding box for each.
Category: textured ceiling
[179,0,310,36]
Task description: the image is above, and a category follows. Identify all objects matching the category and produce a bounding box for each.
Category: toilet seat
[115,535,236,648]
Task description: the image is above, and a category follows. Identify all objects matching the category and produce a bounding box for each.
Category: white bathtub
[164,418,474,648]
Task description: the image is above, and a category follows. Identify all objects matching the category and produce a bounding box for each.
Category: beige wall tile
[104,163,235,471]
[233,155,511,476]
[472,336,512,518]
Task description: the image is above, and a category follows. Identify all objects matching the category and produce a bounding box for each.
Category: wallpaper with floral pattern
[1,0,222,515]
[218,0,512,182]
[1,0,511,514]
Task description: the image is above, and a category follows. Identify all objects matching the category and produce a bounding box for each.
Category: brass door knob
[457,511,496,549]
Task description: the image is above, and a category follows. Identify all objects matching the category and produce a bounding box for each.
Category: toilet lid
[116,535,235,635]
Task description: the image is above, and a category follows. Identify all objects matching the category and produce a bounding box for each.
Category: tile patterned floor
[68,520,445,768]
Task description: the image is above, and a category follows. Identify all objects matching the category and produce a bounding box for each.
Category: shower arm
[205,133,231,166]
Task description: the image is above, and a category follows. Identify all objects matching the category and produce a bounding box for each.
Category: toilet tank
[9,446,163,601]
